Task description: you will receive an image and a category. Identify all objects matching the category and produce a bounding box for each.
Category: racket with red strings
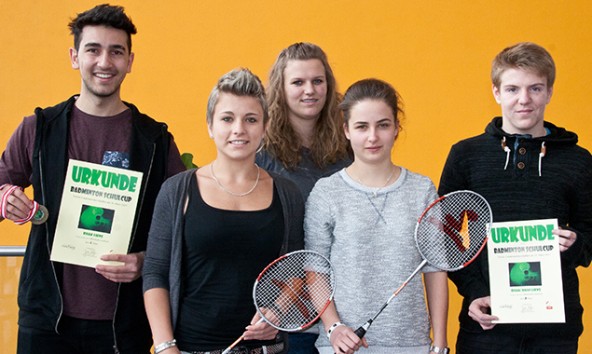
[222,250,335,354]
[353,190,492,338]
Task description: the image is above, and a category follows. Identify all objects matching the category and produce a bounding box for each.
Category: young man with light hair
[439,42,592,354]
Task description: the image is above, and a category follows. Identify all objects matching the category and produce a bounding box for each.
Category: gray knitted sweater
[305,168,438,352]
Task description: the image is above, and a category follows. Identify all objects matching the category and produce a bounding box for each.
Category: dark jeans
[456,328,578,354]
[17,316,150,354]
[287,332,319,354]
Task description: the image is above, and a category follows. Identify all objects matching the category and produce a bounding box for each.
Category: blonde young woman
[143,68,304,354]
[305,79,448,354]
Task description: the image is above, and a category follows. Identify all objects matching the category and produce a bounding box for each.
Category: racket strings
[254,252,334,331]
[416,192,491,271]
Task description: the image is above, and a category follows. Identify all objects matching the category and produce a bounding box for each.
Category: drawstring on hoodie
[501,137,511,170]
[500,137,547,176]
[538,141,546,176]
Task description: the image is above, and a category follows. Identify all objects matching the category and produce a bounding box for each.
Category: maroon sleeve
[0,115,36,188]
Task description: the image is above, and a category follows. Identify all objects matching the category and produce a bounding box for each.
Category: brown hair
[340,78,404,131]
[491,42,555,88]
[68,4,137,52]
[263,42,349,169]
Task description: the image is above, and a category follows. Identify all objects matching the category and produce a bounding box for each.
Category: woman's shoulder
[400,167,436,190]
[161,168,196,192]
[314,169,344,188]
[165,168,195,182]
[307,170,348,202]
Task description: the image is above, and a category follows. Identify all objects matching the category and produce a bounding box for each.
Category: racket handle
[354,319,372,338]
[222,317,264,354]
[354,326,366,338]
[332,323,369,354]
[222,334,244,354]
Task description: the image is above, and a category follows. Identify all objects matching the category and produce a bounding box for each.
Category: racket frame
[354,190,492,338]
[222,250,335,354]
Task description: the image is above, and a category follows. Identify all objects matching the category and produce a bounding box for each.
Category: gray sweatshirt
[305,168,438,352]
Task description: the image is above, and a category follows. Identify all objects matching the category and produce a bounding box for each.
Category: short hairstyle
[491,42,556,88]
[206,68,268,125]
[340,78,404,131]
[264,42,349,169]
[68,4,137,52]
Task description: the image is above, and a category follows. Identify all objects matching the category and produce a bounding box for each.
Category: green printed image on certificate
[509,262,542,287]
[78,205,115,234]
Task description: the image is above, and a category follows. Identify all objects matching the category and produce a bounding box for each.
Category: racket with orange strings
[222,250,335,354]
[353,190,492,338]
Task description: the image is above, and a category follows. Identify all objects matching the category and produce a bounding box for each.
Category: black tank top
[176,176,284,351]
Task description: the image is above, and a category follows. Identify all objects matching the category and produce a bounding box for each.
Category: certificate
[50,159,143,268]
[488,218,565,323]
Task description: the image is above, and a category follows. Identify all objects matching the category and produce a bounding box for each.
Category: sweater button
[518,147,527,155]
[517,162,525,169]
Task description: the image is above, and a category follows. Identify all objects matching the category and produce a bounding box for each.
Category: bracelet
[429,344,450,354]
[154,339,177,354]
[326,321,346,340]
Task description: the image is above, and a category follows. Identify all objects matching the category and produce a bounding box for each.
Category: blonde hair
[491,42,555,88]
[206,68,268,125]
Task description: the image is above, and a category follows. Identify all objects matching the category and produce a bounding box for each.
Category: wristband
[429,344,450,354]
[326,321,346,340]
[154,339,177,354]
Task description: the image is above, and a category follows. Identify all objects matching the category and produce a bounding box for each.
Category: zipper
[39,149,65,334]
[111,140,156,352]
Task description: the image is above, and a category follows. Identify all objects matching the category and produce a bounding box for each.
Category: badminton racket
[353,190,492,338]
[222,250,335,354]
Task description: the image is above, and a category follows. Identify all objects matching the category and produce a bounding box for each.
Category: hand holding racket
[222,250,335,354]
[353,190,492,338]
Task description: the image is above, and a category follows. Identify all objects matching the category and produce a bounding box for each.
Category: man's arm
[0,116,37,224]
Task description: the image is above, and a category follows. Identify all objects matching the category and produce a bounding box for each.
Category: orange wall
[1,1,591,352]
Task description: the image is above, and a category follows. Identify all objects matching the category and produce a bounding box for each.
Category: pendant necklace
[354,165,395,197]
[210,162,260,197]
[350,165,396,225]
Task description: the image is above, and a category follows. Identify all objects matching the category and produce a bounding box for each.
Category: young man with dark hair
[0,4,185,353]
[439,42,592,354]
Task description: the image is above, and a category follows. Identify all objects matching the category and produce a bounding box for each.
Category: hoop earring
[256,139,265,153]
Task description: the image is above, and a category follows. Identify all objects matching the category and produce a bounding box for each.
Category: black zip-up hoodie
[20,95,171,352]
[439,117,592,339]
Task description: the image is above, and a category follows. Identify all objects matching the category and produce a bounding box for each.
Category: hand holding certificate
[50,159,143,268]
[95,252,145,282]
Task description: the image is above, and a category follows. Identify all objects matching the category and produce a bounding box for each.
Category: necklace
[210,162,260,197]
[352,165,396,197]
